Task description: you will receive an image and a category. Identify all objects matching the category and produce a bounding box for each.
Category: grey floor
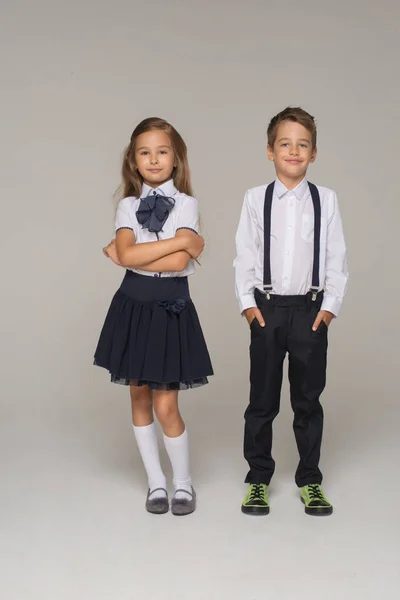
[2,368,399,600]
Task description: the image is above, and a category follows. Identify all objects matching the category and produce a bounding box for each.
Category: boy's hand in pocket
[312,310,334,331]
[243,307,265,328]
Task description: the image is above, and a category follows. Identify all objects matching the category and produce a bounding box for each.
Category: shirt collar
[274,177,308,201]
[141,179,178,198]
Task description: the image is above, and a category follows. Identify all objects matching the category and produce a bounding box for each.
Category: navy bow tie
[136,193,175,233]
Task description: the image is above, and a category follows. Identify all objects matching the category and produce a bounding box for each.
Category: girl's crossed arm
[104,228,204,272]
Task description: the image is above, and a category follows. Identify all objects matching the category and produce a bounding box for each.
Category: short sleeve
[175,196,199,234]
[115,197,134,233]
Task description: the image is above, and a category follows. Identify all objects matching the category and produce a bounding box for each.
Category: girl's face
[134,130,175,188]
[267,121,317,187]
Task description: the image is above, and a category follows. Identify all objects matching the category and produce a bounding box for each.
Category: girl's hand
[182,231,205,259]
[103,239,121,265]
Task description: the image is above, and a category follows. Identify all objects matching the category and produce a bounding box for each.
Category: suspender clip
[310,287,319,302]
[263,285,273,300]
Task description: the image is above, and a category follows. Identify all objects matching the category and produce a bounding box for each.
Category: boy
[234,107,348,516]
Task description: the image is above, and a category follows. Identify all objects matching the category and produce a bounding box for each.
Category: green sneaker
[241,483,270,515]
[300,484,333,516]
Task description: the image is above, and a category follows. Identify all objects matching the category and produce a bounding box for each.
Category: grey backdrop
[1,1,399,599]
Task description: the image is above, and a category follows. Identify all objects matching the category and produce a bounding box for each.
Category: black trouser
[244,289,328,487]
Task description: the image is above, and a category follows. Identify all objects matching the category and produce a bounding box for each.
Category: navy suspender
[262,183,274,298]
[308,182,321,298]
[263,181,321,300]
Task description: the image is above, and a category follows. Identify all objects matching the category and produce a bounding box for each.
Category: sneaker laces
[249,484,266,502]
[307,484,325,501]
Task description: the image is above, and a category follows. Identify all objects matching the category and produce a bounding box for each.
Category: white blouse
[115,179,199,278]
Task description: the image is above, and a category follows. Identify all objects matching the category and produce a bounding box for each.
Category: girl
[94,117,213,516]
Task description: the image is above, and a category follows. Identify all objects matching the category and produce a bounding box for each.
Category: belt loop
[306,292,312,312]
[268,293,275,312]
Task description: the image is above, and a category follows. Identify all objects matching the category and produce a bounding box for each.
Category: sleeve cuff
[116,226,133,233]
[238,293,257,314]
[321,295,342,317]
[176,227,199,234]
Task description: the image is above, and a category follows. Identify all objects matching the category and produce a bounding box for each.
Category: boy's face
[267,121,317,185]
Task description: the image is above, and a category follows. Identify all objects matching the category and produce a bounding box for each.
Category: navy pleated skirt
[94,271,213,390]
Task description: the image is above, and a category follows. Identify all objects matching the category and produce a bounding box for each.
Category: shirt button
[153,274,159,278]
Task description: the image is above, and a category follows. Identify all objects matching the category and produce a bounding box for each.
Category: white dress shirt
[115,179,199,278]
[234,178,348,316]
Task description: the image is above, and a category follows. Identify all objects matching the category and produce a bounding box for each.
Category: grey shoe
[145,488,169,514]
[171,487,196,516]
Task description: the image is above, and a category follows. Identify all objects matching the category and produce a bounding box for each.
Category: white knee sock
[133,423,167,499]
[163,428,192,500]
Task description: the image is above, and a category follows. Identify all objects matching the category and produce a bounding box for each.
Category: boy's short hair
[267,107,317,149]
